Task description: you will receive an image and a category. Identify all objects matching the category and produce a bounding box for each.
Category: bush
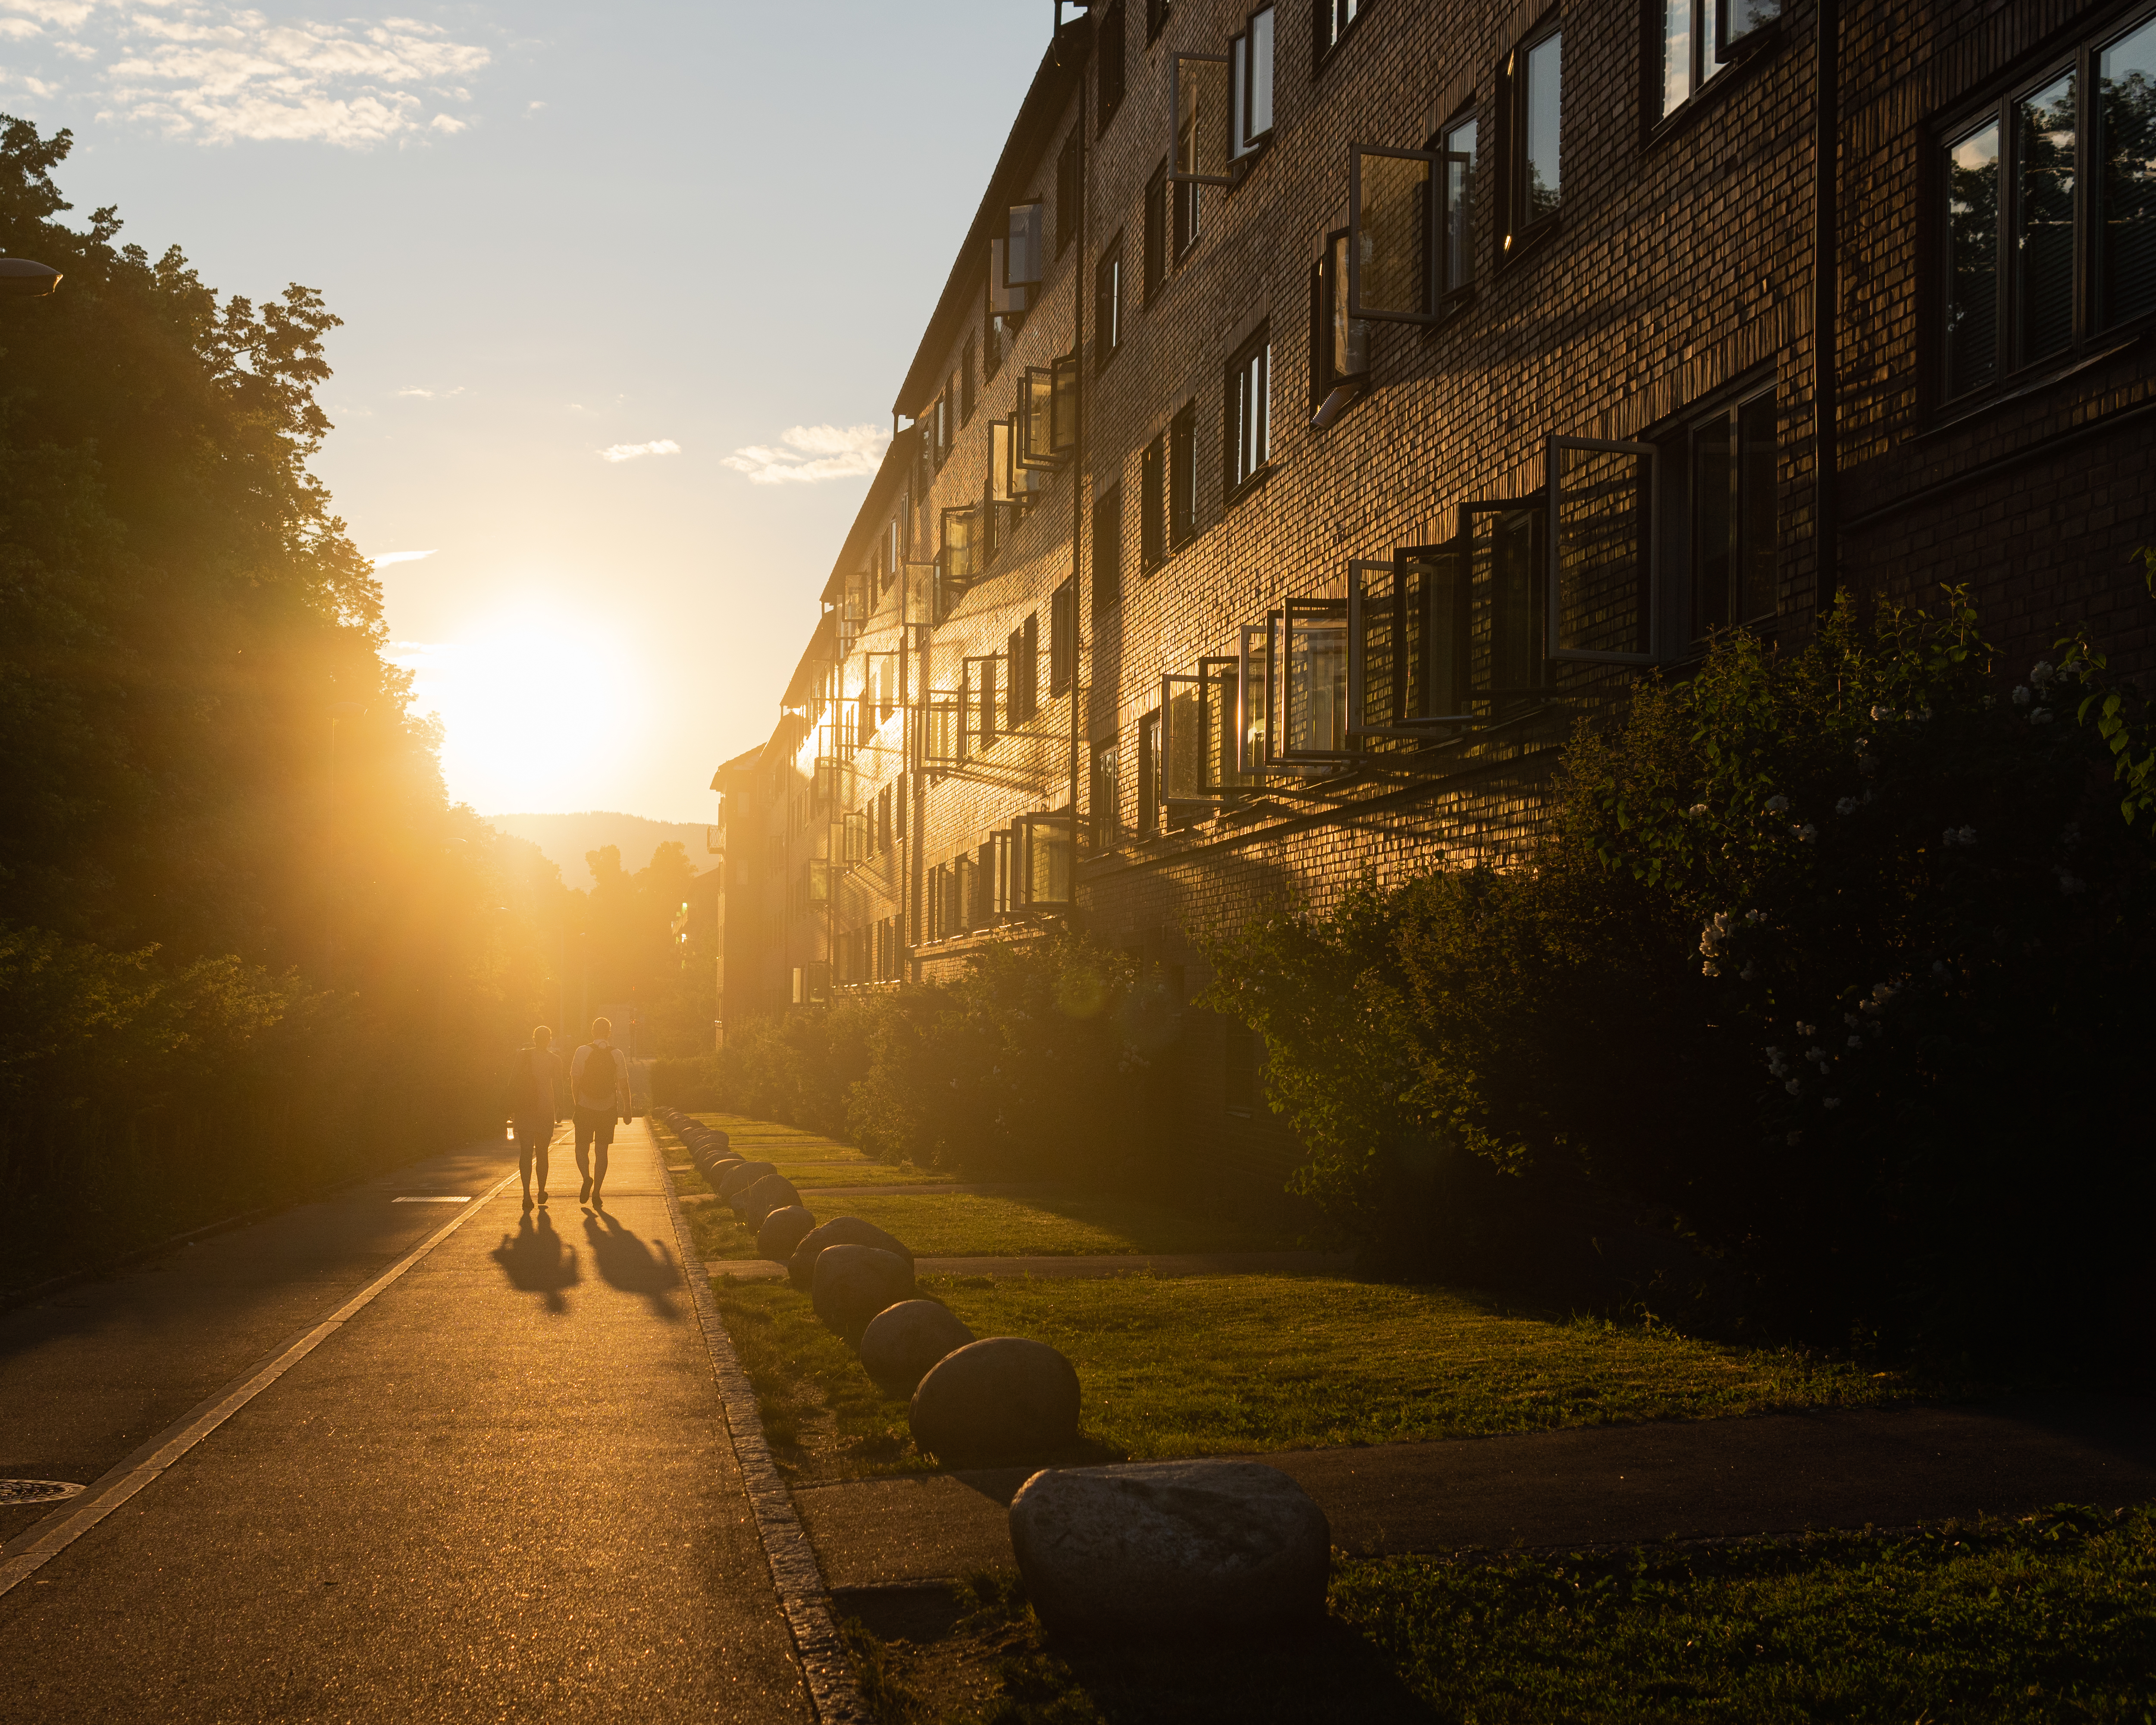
[0,925,495,1287]
[698,932,1182,1185]
[1203,593,2156,1363]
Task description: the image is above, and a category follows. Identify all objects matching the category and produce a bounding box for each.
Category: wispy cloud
[3,3,492,148]
[720,423,888,486]
[397,385,465,399]
[370,549,437,568]
[598,439,681,464]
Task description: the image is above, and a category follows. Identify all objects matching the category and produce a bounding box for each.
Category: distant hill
[486,812,711,890]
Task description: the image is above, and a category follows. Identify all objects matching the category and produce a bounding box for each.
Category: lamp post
[0,259,63,298]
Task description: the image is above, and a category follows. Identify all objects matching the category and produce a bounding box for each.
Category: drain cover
[0,1480,84,1506]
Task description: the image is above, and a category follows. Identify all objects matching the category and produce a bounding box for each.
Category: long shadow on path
[490,1212,580,1312]
[583,1209,683,1317]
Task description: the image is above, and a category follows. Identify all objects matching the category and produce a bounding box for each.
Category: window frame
[1097,0,1128,133]
[1547,434,1660,666]
[1050,578,1077,694]
[1224,322,1272,499]
[1147,0,1172,47]
[1141,433,1167,571]
[1056,129,1082,257]
[1159,670,1221,811]
[1460,496,1551,718]
[1090,733,1123,850]
[1168,401,1199,549]
[1933,8,2156,412]
[1313,0,1371,73]
[1169,53,1235,189]
[1501,19,1565,264]
[1095,232,1125,372]
[1138,709,1163,835]
[1230,6,1277,159]
[1310,228,1369,427]
[1683,380,1780,644]
[1093,481,1125,610]
[1347,550,1477,740]
[1348,142,1469,325]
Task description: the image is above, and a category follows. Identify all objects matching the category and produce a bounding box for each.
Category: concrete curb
[654,1124,868,1725]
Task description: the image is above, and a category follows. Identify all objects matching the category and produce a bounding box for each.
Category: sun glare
[392,610,652,811]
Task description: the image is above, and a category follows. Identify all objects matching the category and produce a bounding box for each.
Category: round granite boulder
[909,1337,1080,1462]
[715,1159,777,1202]
[755,1204,818,1263]
[1007,1459,1330,1637]
[860,1300,976,1397]
[810,1245,916,1338]
[787,1217,913,1290]
[735,1170,801,1226]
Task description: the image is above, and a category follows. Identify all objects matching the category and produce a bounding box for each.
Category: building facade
[711,0,2156,1169]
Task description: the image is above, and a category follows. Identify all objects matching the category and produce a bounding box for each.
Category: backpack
[577,1044,619,1109]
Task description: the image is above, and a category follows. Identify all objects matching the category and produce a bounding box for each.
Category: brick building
[709,0,2156,1170]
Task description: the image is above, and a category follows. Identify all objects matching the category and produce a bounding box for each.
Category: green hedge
[1202,593,2156,1362]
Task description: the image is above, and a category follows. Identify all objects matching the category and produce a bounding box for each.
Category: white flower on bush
[1847,1035,1863,1048]
[1702,961,1721,977]
[1836,796,1858,816]
[1785,1079,1802,1095]
[2030,708,2054,726]
[1794,823,1818,841]
[1918,707,1934,721]
[1870,705,1889,721]
[1822,1098,1842,1110]
[1745,909,1766,925]
[1983,693,1996,709]
[2013,686,2031,706]
[2056,869,2087,897]
[1795,1021,1816,1036]
[2031,661,2054,687]
[1689,802,1710,817]
[1764,795,1790,814]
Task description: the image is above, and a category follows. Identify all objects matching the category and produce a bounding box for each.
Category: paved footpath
[0,1124,812,1723]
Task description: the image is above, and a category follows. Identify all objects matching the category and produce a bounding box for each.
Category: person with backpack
[570,1016,632,1208]
[505,1026,563,1211]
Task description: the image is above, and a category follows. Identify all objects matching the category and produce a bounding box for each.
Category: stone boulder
[810,1245,916,1338]
[736,1171,801,1227]
[787,1217,913,1290]
[756,1204,818,1264]
[1008,1459,1330,1637]
[860,1300,976,1397]
[716,1160,777,1202]
[909,1337,1080,1462]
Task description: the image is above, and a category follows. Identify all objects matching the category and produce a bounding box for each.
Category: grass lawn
[808,1192,1295,1258]
[688,1114,943,1188]
[841,1504,2156,1723]
[710,1271,1915,1482]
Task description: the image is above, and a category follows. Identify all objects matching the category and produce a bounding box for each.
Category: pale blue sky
[1,0,1045,822]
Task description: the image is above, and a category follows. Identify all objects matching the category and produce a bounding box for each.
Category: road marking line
[652,1120,867,1725]
[391,1195,471,1203]
[0,1168,517,1599]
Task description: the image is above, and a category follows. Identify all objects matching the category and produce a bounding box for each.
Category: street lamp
[0,259,62,298]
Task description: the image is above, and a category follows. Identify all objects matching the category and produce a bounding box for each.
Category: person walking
[570,1016,632,1209]
[506,1026,562,1211]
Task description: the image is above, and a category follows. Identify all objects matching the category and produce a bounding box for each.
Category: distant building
[711,0,2156,1173]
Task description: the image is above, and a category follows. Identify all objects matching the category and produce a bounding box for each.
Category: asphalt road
[0,1124,809,1723]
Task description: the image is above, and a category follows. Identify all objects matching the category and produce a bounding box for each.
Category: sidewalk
[796,1400,2156,1590]
[0,1123,814,1722]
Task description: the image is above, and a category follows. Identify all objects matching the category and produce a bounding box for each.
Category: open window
[940,505,980,590]
[1198,654,1257,793]
[1159,670,1218,810]
[842,809,870,864]
[992,418,1040,507]
[962,653,1003,754]
[1275,595,1352,765]
[1006,202,1046,293]
[1169,53,1233,187]
[1018,811,1077,908]
[1548,436,1658,665]
[1461,499,1548,718]
[1236,620,1271,774]
[1348,551,1474,741]
[1019,362,1078,467]
[1348,144,1464,323]
[1310,229,1368,427]
[918,693,962,771]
